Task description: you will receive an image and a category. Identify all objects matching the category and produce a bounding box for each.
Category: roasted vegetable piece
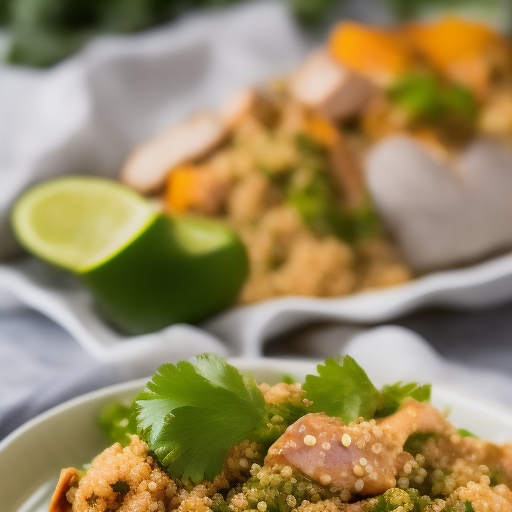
[329,22,414,84]
[48,468,78,512]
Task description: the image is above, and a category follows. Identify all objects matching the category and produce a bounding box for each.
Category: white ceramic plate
[2,249,512,360]
[2,357,512,512]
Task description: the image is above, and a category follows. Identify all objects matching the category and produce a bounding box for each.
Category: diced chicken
[48,468,79,512]
[265,412,406,495]
[221,88,279,130]
[289,50,374,120]
[120,114,227,194]
[265,400,453,496]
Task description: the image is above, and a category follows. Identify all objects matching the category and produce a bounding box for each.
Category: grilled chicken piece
[120,114,227,194]
[221,88,279,130]
[289,50,374,120]
[48,468,79,512]
[265,400,453,496]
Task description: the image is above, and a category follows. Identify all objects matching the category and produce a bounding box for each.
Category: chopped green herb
[135,353,267,483]
[465,501,476,512]
[403,432,439,456]
[110,480,130,494]
[133,353,433,484]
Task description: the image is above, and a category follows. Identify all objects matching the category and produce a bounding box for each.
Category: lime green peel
[12,176,248,334]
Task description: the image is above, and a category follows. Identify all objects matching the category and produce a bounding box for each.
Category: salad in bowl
[49,355,512,512]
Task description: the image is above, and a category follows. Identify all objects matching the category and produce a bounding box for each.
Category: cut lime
[12,176,248,334]
[12,177,156,273]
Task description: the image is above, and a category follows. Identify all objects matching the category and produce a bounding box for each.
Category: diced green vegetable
[403,432,439,456]
[281,374,296,384]
[369,488,432,512]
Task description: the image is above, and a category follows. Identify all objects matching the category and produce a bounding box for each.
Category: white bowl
[2,357,512,512]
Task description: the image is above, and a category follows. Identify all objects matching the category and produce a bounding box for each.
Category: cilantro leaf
[377,382,431,417]
[303,356,381,423]
[135,353,266,483]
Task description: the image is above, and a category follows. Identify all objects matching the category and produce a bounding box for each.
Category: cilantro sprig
[303,356,431,424]
[135,353,267,483]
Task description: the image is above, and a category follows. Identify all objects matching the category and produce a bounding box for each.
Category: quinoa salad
[50,355,512,512]
[118,16,512,304]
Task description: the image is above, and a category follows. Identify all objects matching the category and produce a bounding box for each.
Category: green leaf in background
[287,134,381,243]
[303,355,381,423]
[6,27,90,67]
[385,0,506,22]
[285,0,340,24]
[135,353,267,483]
[98,400,137,446]
[2,0,509,67]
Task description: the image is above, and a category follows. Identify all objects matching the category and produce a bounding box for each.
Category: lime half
[12,176,156,273]
[12,176,248,334]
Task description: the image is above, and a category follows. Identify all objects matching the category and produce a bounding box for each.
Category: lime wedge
[12,176,248,334]
[12,176,156,273]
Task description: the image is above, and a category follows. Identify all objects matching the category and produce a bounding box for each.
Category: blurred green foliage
[0,0,339,67]
[387,0,502,20]
[0,0,506,67]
